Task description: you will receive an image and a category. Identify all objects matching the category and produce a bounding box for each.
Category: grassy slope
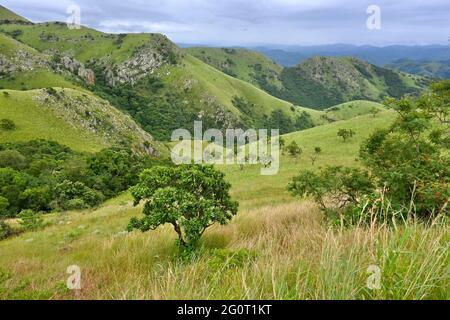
[223,111,395,209]
[0,23,322,124]
[1,109,448,299]
[185,47,284,89]
[0,33,83,91]
[0,5,30,22]
[324,100,385,121]
[0,88,161,154]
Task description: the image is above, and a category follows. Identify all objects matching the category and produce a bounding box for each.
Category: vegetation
[289,81,450,225]
[128,165,238,248]
[337,129,355,142]
[0,140,163,220]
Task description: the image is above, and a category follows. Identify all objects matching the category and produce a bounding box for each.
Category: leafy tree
[54,180,103,211]
[310,147,322,165]
[370,107,381,118]
[290,81,450,224]
[128,165,238,247]
[288,166,374,217]
[287,141,302,161]
[337,129,355,142]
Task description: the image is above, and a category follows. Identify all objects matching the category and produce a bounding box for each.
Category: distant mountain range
[386,59,450,79]
[187,48,430,109]
[251,44,450,67]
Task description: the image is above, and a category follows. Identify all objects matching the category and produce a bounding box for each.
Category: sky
[2,0,450,46]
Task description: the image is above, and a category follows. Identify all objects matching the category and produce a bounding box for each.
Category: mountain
[0,21,322,140]
[254,44,450,67]
[185,47,284,91]
[385,59,450,79]
[0,5,31,23]
[275,56,429,109]
[187,48,430,109]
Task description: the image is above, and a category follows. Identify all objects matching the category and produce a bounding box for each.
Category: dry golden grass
[0,201,448,300]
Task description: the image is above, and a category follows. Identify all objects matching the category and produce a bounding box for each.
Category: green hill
[186,47,284,91]
[0,22,323,139]
[185,49,431,110]
[386,59,450,79]
[0,88,162,155]
[0,5,30,23]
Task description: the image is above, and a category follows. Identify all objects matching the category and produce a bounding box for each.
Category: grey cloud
[2,0,449,45]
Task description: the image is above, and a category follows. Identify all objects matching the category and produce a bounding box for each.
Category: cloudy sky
[2,0,450,46]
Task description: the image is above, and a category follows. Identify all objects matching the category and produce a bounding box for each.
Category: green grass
[324,100,385,121]
[0,109,448,300]
[0,89,108,152]
[185,47,284,90]
[222,111,395,209]
[0,88,161,154]
[0,5,30,22]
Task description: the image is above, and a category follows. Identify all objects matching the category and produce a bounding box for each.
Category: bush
[0,150,27,170]
[18,209,44,231]
[0,221,16,241]
[0,119,16,131]
[128,165,239,248]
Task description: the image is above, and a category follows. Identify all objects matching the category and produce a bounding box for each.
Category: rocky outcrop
[60,55,95,86]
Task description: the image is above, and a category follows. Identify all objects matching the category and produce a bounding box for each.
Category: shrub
[18,209,44,231]
[128,165,239,248]
[0,150,27,170]
[287,141,302,160]
[0,221,16,241]
[0,119,16,131]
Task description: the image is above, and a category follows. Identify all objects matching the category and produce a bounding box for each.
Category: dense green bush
[0,140,161,216]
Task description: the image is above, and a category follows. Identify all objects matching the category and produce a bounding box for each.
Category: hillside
[274,56,430,109]
[0,88,162,155]
[386,59,450,79]
[185,48,430,110]
[1,109,447,300]
[0,5,30,23]
[185,47,284,91]
[0,22,322,140]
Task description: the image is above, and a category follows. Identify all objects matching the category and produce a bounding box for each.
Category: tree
[288,166,374,215]
[310,147,322,165]
[18,209,44,231]
[337,129,355,142]
[370,107,381,118]
[287,141,302,161]
[128,165,238,247]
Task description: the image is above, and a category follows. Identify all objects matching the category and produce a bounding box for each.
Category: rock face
[32,88,159,156]
[0,50,47,77]
[103,45,167,86]
[60,55,95,86]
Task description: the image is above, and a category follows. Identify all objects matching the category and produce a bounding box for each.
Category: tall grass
[0,201,448,300]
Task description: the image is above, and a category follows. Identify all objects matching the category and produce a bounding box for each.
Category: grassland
[0,88,161,154]
[0,105,448,300]
[0,5,30,22]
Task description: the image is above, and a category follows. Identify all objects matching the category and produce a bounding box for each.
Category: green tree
[287,141,302,161]
[310,147,322,165]
[337,129,355,142]
[128,165,238,247]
